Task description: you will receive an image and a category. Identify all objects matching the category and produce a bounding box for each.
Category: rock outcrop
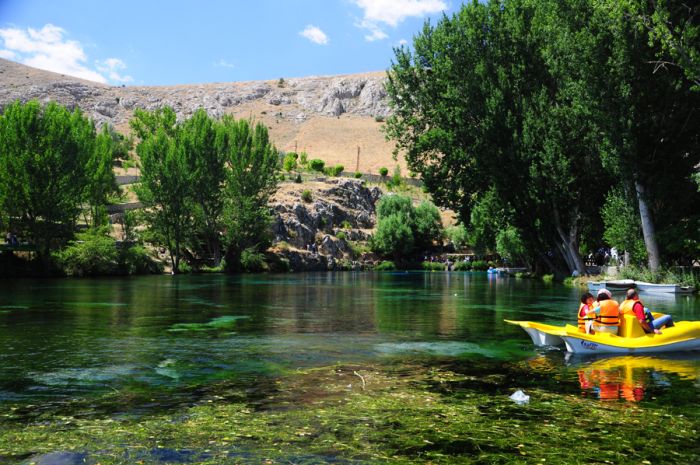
[0,58,390,128]
[269,178,381,270]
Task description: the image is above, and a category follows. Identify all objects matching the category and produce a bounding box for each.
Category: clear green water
[0,272,698,463]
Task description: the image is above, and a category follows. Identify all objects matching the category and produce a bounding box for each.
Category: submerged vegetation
[0,361,697,464]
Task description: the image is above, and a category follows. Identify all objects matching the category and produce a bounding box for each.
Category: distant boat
[587,281,606,292]
[605,279,636,290]
[636,281,696,295]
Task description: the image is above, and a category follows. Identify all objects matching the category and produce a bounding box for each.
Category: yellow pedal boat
[505,314,700,354]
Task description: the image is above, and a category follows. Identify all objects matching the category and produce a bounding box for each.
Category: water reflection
[564,354,699,402]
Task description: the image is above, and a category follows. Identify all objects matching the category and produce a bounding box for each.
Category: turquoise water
[0,272,698,413]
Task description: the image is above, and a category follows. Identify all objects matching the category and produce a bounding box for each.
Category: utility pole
[356,146,360,172]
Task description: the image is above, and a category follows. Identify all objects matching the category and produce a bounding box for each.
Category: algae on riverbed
[0,362,697,465]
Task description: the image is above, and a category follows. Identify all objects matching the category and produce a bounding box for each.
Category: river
[0,272,698,464]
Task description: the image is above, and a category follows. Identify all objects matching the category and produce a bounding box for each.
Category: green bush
[283,153,298,172]
[446,224,469,250]
[299,152,308,167]
[301,189,313,203]
[309,159,325,172]
[336,231,347,241]
[375,260,396,271]
[240,247,268,272]
[374,115,386,122]
[542,274,554,283]
[387,166,404,189]
[177,260,193,274]
[328,164,344,176]
[53,228,119,277]
[422,261,445,271]
[379,167,389,177]
[120,245,162,275]
[354,172,362,179]
[453,261,471,271]
[294,174,303,183]
[341,220,352,229]
[470,260,488,271]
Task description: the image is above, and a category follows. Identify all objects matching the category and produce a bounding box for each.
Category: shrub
[283,153,298,172]
[470,260,488,271]
[542,274,554,283]
[387,166,404,189]
[328,164,344,176]
[294,173,303,183]
[354,172,362,179]
[414,201,444,249]
[375,260,396,271]
[301,189,313,203]
[309,159,325,172]
[341,220,352,229]
[299,152,308,167]
[422,261,445,271]
[379,167,389,177]
[178,261,193,274]
[119,245,162,275]
[240,247,267,272]
[453,261,471,271]
[336,231,347,241]
[53,228,119,277]
[277,77,286,88]
[446,224,469,250]
[374,115,385,122]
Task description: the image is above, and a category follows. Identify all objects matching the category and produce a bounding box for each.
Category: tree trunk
[634,179,661,272]
[552,206,586,275]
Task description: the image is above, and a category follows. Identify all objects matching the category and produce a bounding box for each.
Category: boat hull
[506,319,700,354]
[636,281,696,295]
[562,335,700,354]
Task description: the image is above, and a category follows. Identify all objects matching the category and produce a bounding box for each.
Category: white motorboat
[636,281,696,295]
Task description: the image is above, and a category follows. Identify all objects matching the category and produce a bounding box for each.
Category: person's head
[581,292,594,305]
[626,289,638,300]
[597,288,612,301]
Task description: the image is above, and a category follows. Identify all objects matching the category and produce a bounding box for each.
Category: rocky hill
[0,58,403,173]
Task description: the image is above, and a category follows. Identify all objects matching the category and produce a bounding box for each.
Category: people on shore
[577,292,596,333]
[591,288,620,334]
[620,289,674,334]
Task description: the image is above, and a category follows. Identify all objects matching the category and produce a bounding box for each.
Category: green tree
[132,109,193,273]
[385,0,614,276]
[85,125,119,228]
[414,201,444,249]
[219,116,279,271]
[599,0,700,270]
[181,109,226,264]
[0,100,94,268]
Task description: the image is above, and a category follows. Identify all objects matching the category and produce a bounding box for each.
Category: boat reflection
[568,354,699,402]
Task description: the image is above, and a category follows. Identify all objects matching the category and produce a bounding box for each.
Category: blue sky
[0,0,458,85]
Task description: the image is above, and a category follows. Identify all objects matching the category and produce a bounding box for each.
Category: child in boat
[577,292,596,333]
[591,289,620,334]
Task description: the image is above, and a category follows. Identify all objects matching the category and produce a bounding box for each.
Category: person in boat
[591,288,620,334]
[577,292,596,333]
[620,289,674,334]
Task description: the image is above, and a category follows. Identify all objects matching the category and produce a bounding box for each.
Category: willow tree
[385,0,611,275]
[0,100,94,268]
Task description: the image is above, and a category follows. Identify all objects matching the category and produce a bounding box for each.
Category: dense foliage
[132,108,279,273]
[385,0,699,275]
[371,195,444,259]
[0,100,119,270]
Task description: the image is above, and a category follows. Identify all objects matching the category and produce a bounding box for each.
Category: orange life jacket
[620,298,643,316]
[595,299,620,327]
[577,303,595,332]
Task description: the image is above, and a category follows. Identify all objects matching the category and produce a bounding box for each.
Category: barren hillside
[0,59,404,173]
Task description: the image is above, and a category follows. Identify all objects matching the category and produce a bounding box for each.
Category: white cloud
[299,25,329,45]
[0,49,16,59]
[398,39,408,46]
[353,0,447,41]
[213,58,235,69]
[0,23,132,84]
[96,57,133,83]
